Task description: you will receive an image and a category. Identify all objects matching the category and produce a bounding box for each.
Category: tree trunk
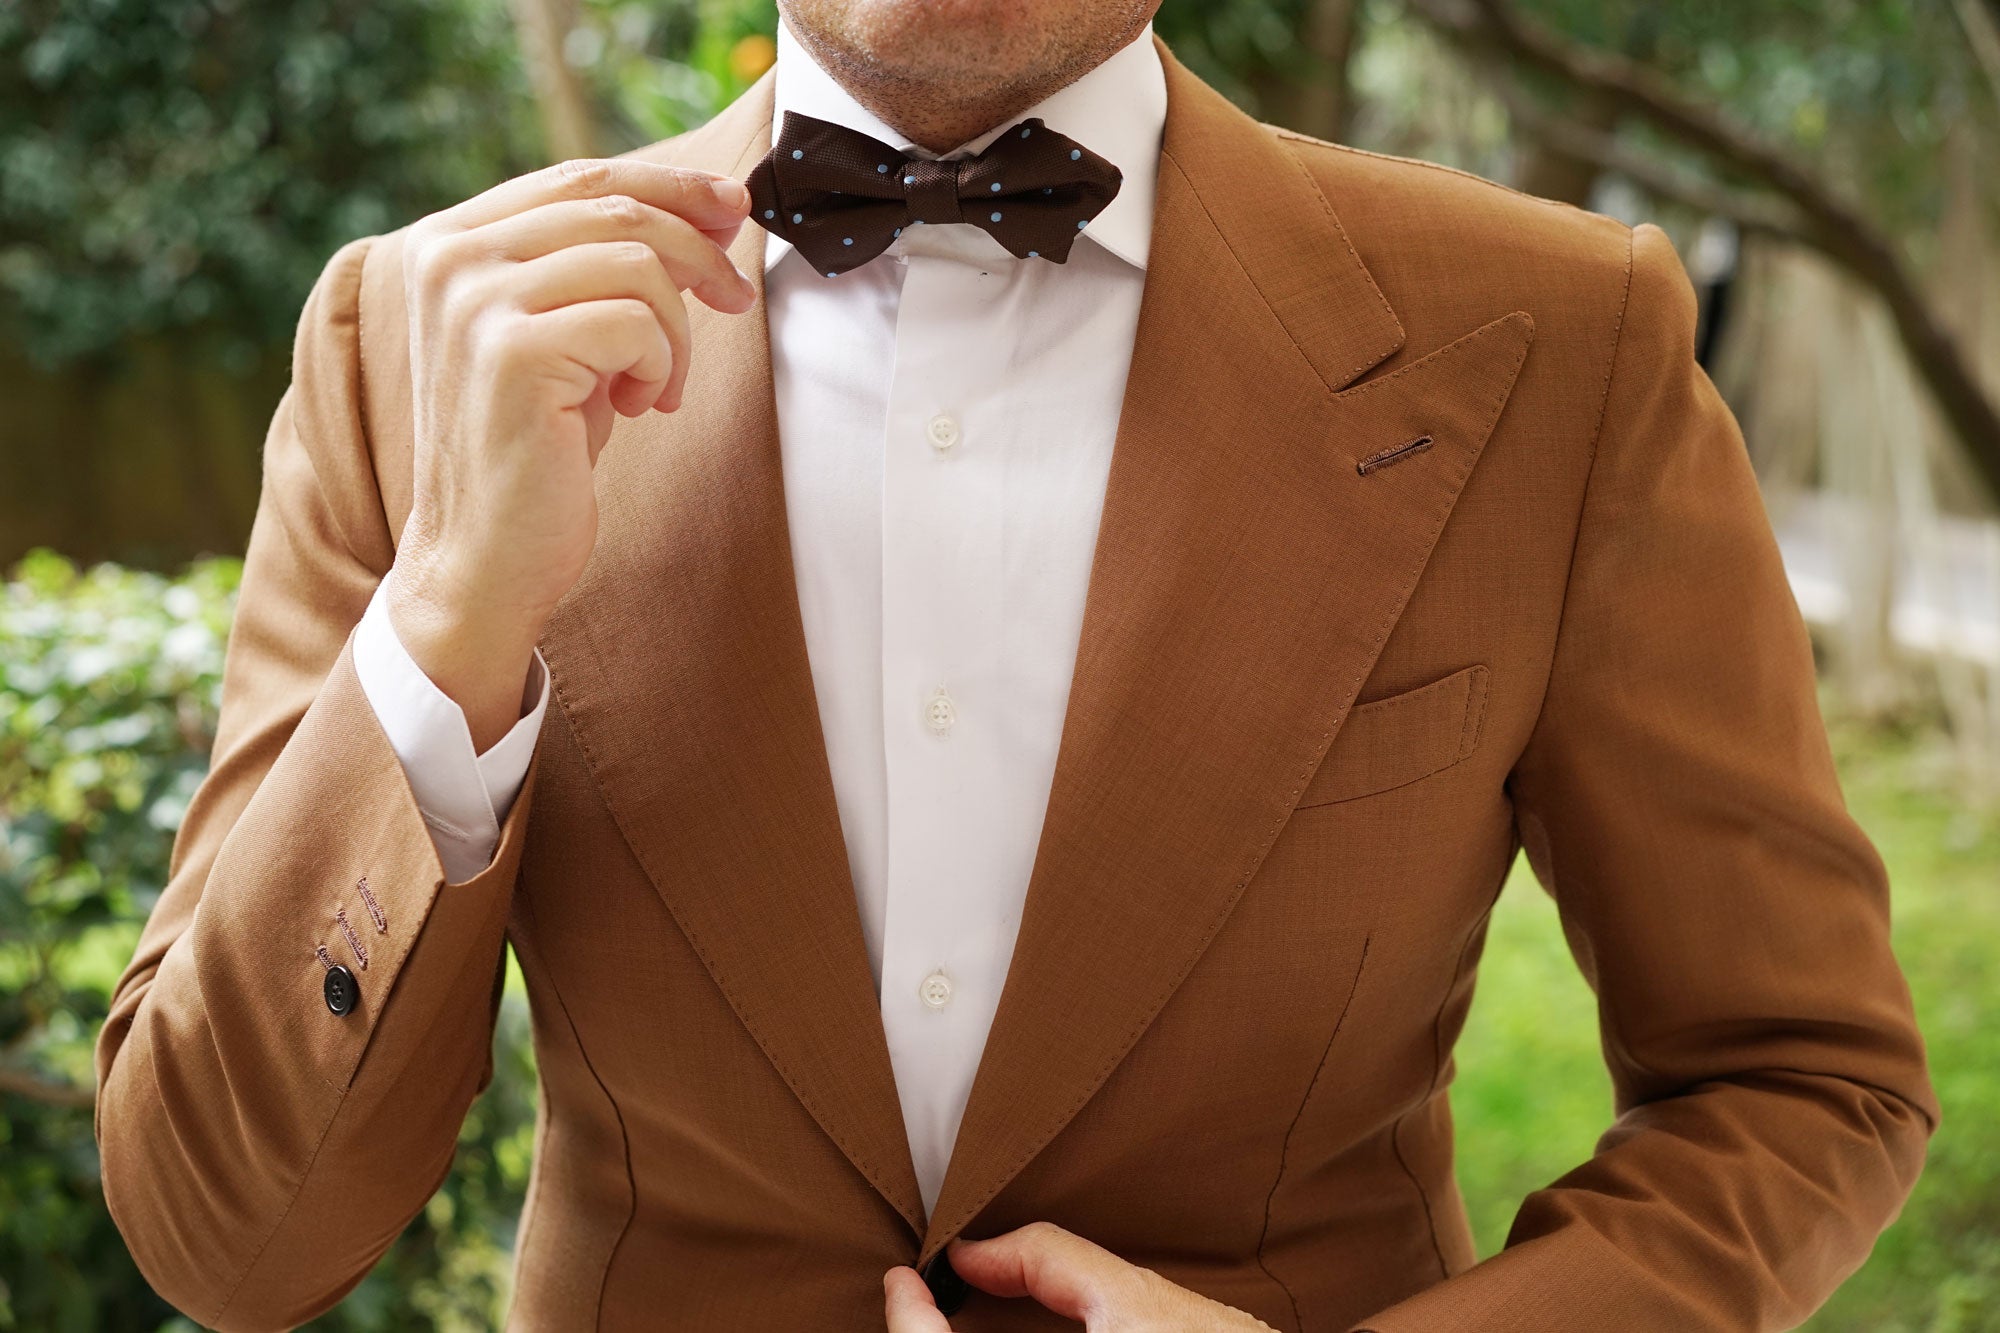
[1248,0,1364,141]
[509,0,598,163]
[1293,0,1364,142]
[1515,92,1612,206]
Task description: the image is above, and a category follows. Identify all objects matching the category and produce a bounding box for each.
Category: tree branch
[1499,92,1808,242]
[1956,0,2000,105]
[0,1063,95,1110]
[1407,0,2000,502]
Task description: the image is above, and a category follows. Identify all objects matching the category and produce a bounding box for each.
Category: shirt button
[925,686,956,735]
[918,970,954,1009]
[927,413,961,451]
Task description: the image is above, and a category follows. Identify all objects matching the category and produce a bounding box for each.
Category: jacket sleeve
[1351,223,1940,1332]
[351,575,551,884]
[93,235,540,1332]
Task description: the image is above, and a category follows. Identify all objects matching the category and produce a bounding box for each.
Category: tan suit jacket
[95,36,1938,1332]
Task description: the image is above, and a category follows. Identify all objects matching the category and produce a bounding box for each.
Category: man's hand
[884,1223,1279,1331]
[385,158,758,749]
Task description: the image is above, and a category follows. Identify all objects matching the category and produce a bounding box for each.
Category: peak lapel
[538,71,928,1238]
[919,42,1533,1259]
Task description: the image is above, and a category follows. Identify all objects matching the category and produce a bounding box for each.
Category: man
[95,0,1938,1328]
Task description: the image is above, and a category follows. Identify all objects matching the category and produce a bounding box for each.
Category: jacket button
[323,964,358,1016]
[922,1249,969,1316]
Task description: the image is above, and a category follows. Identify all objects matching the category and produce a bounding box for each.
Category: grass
[1450,709,2000,1331]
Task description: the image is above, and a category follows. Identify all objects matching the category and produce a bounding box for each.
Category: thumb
[884,1265,955,1332]
[945,1222,1125,1322]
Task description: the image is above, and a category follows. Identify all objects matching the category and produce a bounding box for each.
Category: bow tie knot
[902,156,973,226]
[747,110,1123,277]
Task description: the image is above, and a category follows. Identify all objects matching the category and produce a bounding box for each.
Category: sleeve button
[323,963,358,1016]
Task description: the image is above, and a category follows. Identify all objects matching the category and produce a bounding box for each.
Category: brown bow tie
[746,110,1123,277]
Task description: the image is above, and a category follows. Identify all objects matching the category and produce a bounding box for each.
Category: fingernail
[712,178,749,209]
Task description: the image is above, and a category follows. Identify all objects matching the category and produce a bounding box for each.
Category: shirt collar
[763,15,1164,274]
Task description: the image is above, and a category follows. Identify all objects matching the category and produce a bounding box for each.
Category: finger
[883,1266,955,1333]
[605,368,658,427]
[690,193,752,252]
[500,242,691,410]
[503,299,674,413]
[693,212,750,252]
[580,378,619,463]
[442,157,751,236]
[653,272,696,411]
[475,194,755,314]
[945,1223,1122,1322]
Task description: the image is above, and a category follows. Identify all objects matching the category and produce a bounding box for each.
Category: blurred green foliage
[0,0,536,372]
[578,0,778,145]
[1161,0,1990,243]
[1455,708,2000,1332]
[0,552,235,1330]
[1496,0,1985,238]
[0,555,538,1331]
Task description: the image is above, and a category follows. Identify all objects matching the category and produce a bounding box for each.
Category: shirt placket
[877,244,1011,1216]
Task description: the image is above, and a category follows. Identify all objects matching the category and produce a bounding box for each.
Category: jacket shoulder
[1274,128,1633,273]
[1271,127,1637,367]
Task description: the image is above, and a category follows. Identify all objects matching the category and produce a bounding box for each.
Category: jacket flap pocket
[1295,665,1490,808]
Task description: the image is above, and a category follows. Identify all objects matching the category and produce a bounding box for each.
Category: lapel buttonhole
[1356,434,1435,476]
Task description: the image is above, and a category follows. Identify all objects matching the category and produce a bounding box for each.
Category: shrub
[0,551,535,1331]
[0,0,535,374]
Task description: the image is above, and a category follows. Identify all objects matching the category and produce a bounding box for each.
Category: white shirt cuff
[352,579,549,884]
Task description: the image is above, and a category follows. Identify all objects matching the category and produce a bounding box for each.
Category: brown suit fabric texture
[94,36,1938,1333]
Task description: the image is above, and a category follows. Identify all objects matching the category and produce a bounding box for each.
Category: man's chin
[779,0,1109,95]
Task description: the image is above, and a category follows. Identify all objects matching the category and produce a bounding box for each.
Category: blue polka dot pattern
[792,148,803,159]
[991,211,1002,222]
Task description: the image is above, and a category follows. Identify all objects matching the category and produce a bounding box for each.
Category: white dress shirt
[353,16,1166,1220]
